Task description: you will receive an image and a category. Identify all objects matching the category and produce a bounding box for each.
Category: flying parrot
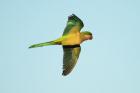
[29,14,93,76]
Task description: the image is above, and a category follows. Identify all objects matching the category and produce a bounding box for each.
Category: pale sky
[0,0,140,93]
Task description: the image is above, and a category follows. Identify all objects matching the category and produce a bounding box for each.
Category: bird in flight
[29,14,93,76]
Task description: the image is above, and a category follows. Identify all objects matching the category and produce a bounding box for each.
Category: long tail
[29,41,60,48]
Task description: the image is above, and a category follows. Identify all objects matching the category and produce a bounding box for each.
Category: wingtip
[62,72,68,76]
[68,14,84,27]
[68,14,77,20]
[72,14,76,16]
[62,69,72,76]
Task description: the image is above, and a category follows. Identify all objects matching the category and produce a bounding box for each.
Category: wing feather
[62,45,81,76]
[63,14,84,35]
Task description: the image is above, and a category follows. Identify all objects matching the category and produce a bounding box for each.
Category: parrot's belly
[62,34,81,45]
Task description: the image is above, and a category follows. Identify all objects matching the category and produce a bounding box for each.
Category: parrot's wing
[63,14,84,35]
[62,45,81,76]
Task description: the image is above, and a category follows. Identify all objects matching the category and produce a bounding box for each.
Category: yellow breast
[62,33,81,45]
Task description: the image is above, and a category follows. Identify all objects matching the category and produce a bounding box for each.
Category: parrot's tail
[29,41,60,48]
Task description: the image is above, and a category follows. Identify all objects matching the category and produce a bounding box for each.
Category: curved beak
[89,35,93,40]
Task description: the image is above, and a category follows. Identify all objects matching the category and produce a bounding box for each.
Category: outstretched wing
[63,14,84,35]
[62,45,81,76]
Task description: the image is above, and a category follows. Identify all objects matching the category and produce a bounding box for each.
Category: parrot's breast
[62,33,81,45]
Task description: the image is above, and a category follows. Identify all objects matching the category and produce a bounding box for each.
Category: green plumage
[29,41,59,48]
[62,45,81,76]
[63,14,84,35]
[29,14,93,76]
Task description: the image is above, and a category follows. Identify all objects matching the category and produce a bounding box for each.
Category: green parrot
[29,14,93,76]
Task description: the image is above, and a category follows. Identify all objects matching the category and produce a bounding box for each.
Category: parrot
[29,14,93,76]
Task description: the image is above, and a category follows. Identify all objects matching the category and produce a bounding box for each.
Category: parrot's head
[81,31,93,40]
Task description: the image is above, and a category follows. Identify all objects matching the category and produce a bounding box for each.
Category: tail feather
[29,41,58,48]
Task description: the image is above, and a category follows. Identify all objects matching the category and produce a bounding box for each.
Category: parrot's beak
[89,35,93,40]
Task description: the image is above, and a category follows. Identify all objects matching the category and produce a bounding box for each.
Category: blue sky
[0,0,140,93]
